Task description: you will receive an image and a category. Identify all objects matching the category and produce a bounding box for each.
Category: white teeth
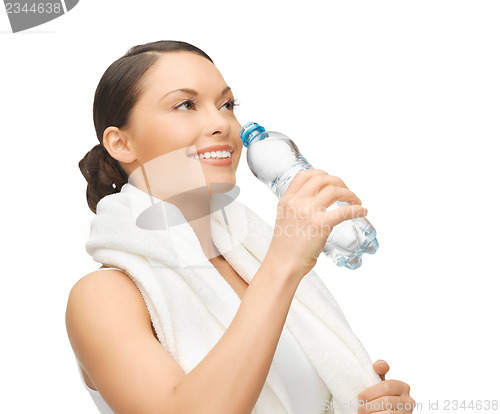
[189,150,232,160]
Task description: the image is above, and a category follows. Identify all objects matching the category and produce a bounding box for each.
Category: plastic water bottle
[240,122,378,270]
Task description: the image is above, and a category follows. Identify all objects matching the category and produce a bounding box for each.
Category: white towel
[85,182,381,414]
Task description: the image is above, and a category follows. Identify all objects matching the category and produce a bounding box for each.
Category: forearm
[169,255,301,414]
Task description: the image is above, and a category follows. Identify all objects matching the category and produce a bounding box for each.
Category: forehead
[142,51,226,94]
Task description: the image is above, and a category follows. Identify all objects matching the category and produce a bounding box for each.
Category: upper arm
[65,270,185,414]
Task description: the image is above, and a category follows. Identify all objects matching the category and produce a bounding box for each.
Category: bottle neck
[241,122,269,147]
[247,130,268,146]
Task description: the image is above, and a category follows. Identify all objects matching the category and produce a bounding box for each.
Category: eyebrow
[159,86,232,102]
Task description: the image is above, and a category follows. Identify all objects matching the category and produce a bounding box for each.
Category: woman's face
[117,51,242,199]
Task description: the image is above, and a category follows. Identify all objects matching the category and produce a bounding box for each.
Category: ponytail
[78,143,128,214]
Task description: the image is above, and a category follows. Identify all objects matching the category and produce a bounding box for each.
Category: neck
[166,188,223,262]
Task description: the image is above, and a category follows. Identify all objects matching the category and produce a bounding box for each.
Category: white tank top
[77,268,332,413]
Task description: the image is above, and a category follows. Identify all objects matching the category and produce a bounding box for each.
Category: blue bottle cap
[240,121,267,148]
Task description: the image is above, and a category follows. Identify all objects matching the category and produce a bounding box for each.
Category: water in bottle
[240,122,378,270]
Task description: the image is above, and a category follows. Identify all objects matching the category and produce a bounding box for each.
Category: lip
[187,144,234,157]
[195,156,233,166]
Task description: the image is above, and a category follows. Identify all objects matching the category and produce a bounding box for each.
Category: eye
[220,98,240,111]
[174,99,196,110]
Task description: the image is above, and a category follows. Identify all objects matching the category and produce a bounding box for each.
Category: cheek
[231,140,244,169]
[136,121,195,163]
[233,150,243,171]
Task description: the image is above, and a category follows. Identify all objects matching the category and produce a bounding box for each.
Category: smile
[188,150,233,166]
[188,150,232,160]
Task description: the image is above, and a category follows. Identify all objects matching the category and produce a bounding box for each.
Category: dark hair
[78,40,214,213]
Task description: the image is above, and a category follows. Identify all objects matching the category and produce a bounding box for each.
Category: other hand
[357,360,416,413]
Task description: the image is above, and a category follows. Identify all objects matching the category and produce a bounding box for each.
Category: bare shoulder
[65,268,153,359]
[69,267,137,291]
[66,268,151,331]
[65,269,185,413]
[69,268,146,304]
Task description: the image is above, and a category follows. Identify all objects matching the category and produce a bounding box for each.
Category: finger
[373,360,390,380]
[327,204,368,228]
[358,380,403,403]
[283,169,328,197]
[357,395,401,413]
[298,174,352,199]
[315,183,362,208]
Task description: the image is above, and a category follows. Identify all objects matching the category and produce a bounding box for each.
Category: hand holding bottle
[241,122,378,270]
[266,169,368,280]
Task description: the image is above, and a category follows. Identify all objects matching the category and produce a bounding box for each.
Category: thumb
[373,359,390,380]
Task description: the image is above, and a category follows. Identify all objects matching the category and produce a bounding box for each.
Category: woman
[66,40,415,414]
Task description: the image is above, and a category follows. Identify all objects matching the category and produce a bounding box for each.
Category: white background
[1,0,499,412]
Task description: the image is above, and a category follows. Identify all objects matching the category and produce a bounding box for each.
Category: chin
[207,182,237,197]
[202,166,236,182]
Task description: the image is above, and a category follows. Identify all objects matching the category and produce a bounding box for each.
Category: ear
[102,126,137,165]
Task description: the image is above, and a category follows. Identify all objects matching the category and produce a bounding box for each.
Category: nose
[203,106,231,138]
